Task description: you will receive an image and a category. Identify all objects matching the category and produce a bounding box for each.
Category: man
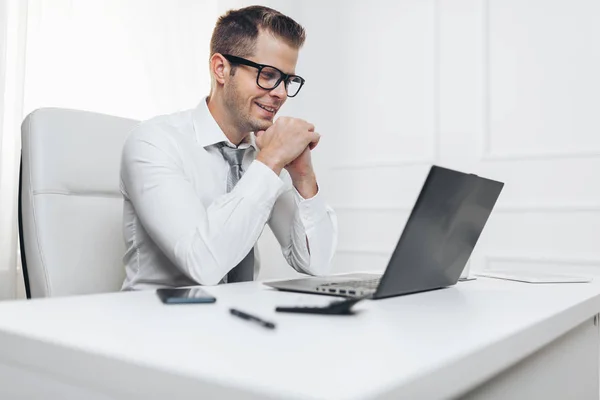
[120,6,338,290]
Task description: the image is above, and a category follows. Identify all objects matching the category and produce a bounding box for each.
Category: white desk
[0,278,598,399]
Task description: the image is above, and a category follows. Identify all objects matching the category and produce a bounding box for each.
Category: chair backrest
[20,108,139,298]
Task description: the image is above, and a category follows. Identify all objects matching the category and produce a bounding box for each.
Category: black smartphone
[156,287,217,304]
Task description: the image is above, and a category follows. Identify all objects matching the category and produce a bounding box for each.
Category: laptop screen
[374,166,504,299]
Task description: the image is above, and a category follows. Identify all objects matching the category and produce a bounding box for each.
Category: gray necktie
[218,143,254,283]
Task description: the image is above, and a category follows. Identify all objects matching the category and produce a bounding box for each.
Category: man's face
[223,30,299,133]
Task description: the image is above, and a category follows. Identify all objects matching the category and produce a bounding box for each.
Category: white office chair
[19,108,139,298]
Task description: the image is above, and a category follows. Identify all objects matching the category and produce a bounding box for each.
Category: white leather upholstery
[20,108,139,298]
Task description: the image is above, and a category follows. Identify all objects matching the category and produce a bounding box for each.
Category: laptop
[265,165,504,300]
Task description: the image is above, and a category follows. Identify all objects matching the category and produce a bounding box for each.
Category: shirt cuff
[235,160,285,207]
[293,185,328,232]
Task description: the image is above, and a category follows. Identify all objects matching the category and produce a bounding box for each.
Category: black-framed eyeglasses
[222,54,305,98]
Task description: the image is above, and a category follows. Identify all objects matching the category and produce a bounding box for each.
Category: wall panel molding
[336,248,390,256]
[333,205,413,212]
[333,0,441,171]
[334,253,600,268]
[484,255,600,269]
[332,204,600,213]
[482,149,600,163]
[331,159,433,171]
[480,0,600,161]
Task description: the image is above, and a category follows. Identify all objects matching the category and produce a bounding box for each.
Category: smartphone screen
[156,287,217,304]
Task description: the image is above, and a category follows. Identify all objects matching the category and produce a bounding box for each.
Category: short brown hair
[210,6,306,59]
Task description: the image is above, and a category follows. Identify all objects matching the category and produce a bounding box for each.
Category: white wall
[23,0,219,119]
[254,0,600,280]
[0,0,27,300]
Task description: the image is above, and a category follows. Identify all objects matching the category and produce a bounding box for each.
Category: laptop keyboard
[321,278,381,289]
[316,278,381,296]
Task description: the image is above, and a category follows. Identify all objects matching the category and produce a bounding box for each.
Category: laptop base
[264,273,381,298]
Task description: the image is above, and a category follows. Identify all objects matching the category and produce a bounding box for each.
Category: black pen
[230,308,276,330]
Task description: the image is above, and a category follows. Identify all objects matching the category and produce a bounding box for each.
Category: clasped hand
[255,116,320,180]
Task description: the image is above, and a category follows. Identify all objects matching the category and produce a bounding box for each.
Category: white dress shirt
[120,97,338,290]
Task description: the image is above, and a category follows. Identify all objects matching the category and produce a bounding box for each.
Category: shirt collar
[192,96,258,150]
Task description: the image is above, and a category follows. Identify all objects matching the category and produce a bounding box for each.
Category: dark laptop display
[265,165,504,300]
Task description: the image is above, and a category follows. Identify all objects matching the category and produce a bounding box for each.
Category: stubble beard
[224,80,274,134]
